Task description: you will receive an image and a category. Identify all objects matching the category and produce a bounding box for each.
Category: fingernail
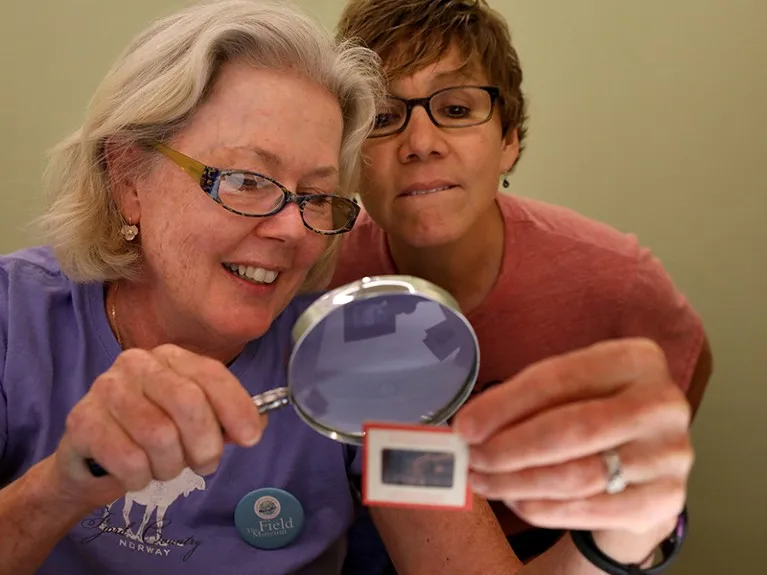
[242,428,262,447]
[454,416,477,442]
[242,414,267,447]
[468,473,488,494]
[468,448,486,469]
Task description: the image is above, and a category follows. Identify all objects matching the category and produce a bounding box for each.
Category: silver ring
[601,450,627,495]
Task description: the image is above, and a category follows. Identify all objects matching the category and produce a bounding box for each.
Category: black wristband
[570,507,688,575]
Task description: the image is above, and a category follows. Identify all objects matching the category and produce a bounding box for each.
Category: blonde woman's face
[131,62,343,342]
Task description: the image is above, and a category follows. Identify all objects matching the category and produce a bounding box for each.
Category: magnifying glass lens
[289,294,477,437]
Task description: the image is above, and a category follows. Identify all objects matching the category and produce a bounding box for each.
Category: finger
[454,338,669,444]
[152,344,265,447]
[468,385,688,474]
[468,436,694,501]
[93,365,187,482]
[65,397,152,492]
[505,478,687,534]
[139,364,224,476]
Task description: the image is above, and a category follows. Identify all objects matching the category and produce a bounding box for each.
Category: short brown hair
[337,0,528,161]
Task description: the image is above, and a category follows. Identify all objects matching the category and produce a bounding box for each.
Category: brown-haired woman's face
[125,62,343,342]
[359,45,519,248]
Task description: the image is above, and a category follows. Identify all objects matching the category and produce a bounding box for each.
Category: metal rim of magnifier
[286,275,481,446]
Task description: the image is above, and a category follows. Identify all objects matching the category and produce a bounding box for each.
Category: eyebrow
[227,145,339,179]
[388,66,488,99]
[432,68,481,84]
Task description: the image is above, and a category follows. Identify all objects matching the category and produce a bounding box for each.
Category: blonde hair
[38,0,383,291]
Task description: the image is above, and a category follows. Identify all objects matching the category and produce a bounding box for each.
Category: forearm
[373,495,523,575]
[520,523,674,575]
[0,459,87,575]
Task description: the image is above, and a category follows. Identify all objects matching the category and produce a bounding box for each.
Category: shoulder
[485,195,678,325]
[0,246,61,276]
[498,195,704,385]
[500,194,641,261]
[0,246,68,285]
[493,194,646,313]
[0,246,78,316]
[499,194,648,303]
[0,245,94,349]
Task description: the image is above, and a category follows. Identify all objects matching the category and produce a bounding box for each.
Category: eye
[374,100,406,130]
[431,87,491,123]
[439,104,472,119]
[302,195,332,210]
[241,175,270,190]
[374,112,402,129]
[222,172,276,193]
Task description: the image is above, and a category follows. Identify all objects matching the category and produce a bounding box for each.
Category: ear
[499,128,520,174]
[103,139,143,224]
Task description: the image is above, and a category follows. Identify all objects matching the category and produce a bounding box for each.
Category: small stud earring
[121,224,139,241]
[502,176,510,189]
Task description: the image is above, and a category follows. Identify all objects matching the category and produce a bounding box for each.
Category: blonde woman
[0,1,519,573]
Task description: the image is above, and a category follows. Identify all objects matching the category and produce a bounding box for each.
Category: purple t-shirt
[0,247,361,575]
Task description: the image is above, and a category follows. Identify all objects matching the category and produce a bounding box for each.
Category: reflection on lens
[219,172,283,213]
[290,294,477,436]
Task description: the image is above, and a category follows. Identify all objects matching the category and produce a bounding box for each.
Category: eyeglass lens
[218,172,355,233]
[372,87,494,136]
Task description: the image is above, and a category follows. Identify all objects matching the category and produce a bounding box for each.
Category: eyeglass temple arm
[152,142,207,182]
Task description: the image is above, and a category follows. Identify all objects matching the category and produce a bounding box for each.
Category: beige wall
[1,1,765,573]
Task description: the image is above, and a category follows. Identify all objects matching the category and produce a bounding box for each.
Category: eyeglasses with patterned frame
[151,142,360,235]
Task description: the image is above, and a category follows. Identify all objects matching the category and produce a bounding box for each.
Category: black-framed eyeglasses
[152,142,359,235]
[369,85,500,138]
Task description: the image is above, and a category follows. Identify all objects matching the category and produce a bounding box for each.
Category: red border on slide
[361,421,473,511]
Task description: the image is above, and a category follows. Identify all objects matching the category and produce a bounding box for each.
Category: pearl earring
[502,176,510,189]
[121,224,139,241]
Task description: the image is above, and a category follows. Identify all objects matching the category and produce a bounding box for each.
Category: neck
[107,281,246,365]
[387,200,505,314]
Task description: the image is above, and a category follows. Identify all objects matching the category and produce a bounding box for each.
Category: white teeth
[225,263,279,284]
[251,268,266,282]
[408,185,452,196]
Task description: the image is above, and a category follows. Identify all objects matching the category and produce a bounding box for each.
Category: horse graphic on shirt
[103,468,206,543]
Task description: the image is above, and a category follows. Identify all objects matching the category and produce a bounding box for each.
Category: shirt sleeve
[618,247,705,393]
[0,266,8,466]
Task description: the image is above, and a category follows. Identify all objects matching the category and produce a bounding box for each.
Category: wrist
[28,458,94,522]
[591,518,678,566]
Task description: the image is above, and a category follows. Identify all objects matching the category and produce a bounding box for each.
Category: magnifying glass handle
[252,387,290,414]
[84,387,291,478]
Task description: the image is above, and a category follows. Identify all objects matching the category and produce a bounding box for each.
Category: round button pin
[235,488,305,550]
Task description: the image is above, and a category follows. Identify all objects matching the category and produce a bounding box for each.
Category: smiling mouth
[223,263,280,285]
[400,185,457,197]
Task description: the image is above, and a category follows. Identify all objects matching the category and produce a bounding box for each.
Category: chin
[394,218,468,249]
[209,308,277,343]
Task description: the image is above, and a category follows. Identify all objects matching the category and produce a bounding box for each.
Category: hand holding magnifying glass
[82,276,480,479]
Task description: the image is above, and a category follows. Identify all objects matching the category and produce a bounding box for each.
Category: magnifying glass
[86,275,479,476]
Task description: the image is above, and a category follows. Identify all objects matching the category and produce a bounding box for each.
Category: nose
[398,106,448,164]
[255,200,307,243]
